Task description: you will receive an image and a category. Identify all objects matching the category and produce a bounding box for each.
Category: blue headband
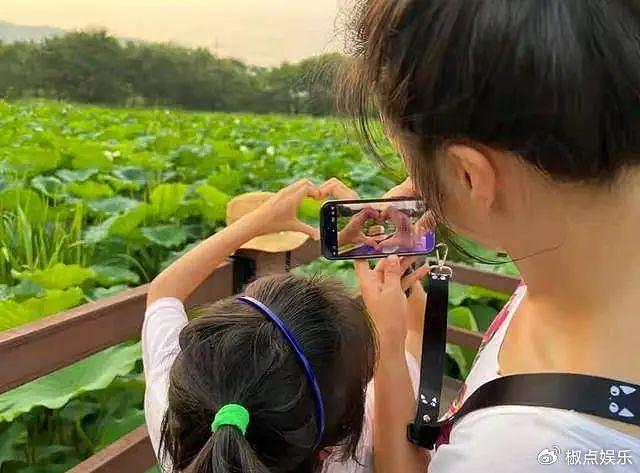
[235,295,326,446]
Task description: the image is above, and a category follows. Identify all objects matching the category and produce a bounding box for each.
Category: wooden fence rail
[0,241,519,472]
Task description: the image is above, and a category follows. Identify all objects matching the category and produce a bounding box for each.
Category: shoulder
[430,406,640,473]
[142,297,188,457]
[142,296,188,392]
[142,297,188,369]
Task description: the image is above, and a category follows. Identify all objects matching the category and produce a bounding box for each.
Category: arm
[355,257,429,473]
[147,179,320,305]
[374,342,429,473]
[147,177,361,305]
[381,178,432,358]
[382,177,417,199]
[147,217,261,305]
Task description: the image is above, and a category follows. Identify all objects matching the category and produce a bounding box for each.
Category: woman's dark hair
[159,274,376,473]
[341,0,640,212]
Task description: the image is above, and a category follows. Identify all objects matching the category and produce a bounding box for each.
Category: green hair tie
[211,404,250,435]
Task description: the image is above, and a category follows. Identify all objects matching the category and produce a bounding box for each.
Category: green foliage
[90,265,140,287]
[30,176,65,200]
[66,142,114,171]
[0,343,141,422]
[0,188,49,224]
[0,100,404,470]
[0,31,343,115]
[196,184,229,222]
[13,263,94,290]
[84,284,129,302]
[140,225,188,249]
[0,288,85,331]
[3,100,404,318]
[88,197,141,216]
[446,307,479,379]
[109,203,150,237]
[0,345,144,472]
[111,167,148,190]
[298,197,323,222]
[67,181,113,199]
[56,169,97,183]
[149,183,187,221]
[2,148,60,176]
[0,100,516,471]
[0,205,89,286]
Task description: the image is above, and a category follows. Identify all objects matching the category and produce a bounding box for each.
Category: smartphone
[320,197,436,260]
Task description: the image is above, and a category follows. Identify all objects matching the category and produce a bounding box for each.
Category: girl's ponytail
[187,426,269,473]
[185,404,269,473]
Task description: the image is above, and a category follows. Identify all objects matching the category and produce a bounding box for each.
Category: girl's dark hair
[159,274,376,473]
[341,0,640,212]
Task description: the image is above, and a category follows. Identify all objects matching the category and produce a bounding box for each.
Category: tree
[37,30,128,103]
[0,31,346,115]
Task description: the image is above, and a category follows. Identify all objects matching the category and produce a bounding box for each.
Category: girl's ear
[445,144,497,213]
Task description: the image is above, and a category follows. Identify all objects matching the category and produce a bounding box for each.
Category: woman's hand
[355,255,408,352]
[355,256,429,350]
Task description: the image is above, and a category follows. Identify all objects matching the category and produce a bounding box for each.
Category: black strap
[453,373,640,426]
[407,271,450,448]
[407,273,640,450]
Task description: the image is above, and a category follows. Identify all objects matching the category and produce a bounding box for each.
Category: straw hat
[226,192,310,253]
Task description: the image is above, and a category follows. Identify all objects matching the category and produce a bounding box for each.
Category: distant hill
[0,20,64,43]
[0,20,139,45]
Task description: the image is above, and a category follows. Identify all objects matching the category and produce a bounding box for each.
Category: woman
[343,1,640,471]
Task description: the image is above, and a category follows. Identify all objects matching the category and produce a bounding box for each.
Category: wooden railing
[0,241,519,473]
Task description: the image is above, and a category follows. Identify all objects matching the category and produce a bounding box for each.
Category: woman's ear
[445,144,497,213]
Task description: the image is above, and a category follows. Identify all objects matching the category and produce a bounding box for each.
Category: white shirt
[430,284,640,472]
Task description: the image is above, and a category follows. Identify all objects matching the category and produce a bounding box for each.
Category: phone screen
[321,198,436,260]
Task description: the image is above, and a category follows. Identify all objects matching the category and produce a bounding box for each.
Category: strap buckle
[407,422,442,450]
[430,242,452,279]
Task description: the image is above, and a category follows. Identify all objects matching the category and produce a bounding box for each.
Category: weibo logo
[537,446,561,465]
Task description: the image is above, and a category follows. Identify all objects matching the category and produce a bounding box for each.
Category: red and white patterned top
[435,282,528,447]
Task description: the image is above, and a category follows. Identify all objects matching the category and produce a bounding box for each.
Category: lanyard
[407,243,452,448]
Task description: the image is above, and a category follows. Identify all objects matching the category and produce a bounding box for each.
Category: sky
[2,0,349,66]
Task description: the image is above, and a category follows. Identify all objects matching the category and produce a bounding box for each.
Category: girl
[343,1,640,472]
[142,178,428,473]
